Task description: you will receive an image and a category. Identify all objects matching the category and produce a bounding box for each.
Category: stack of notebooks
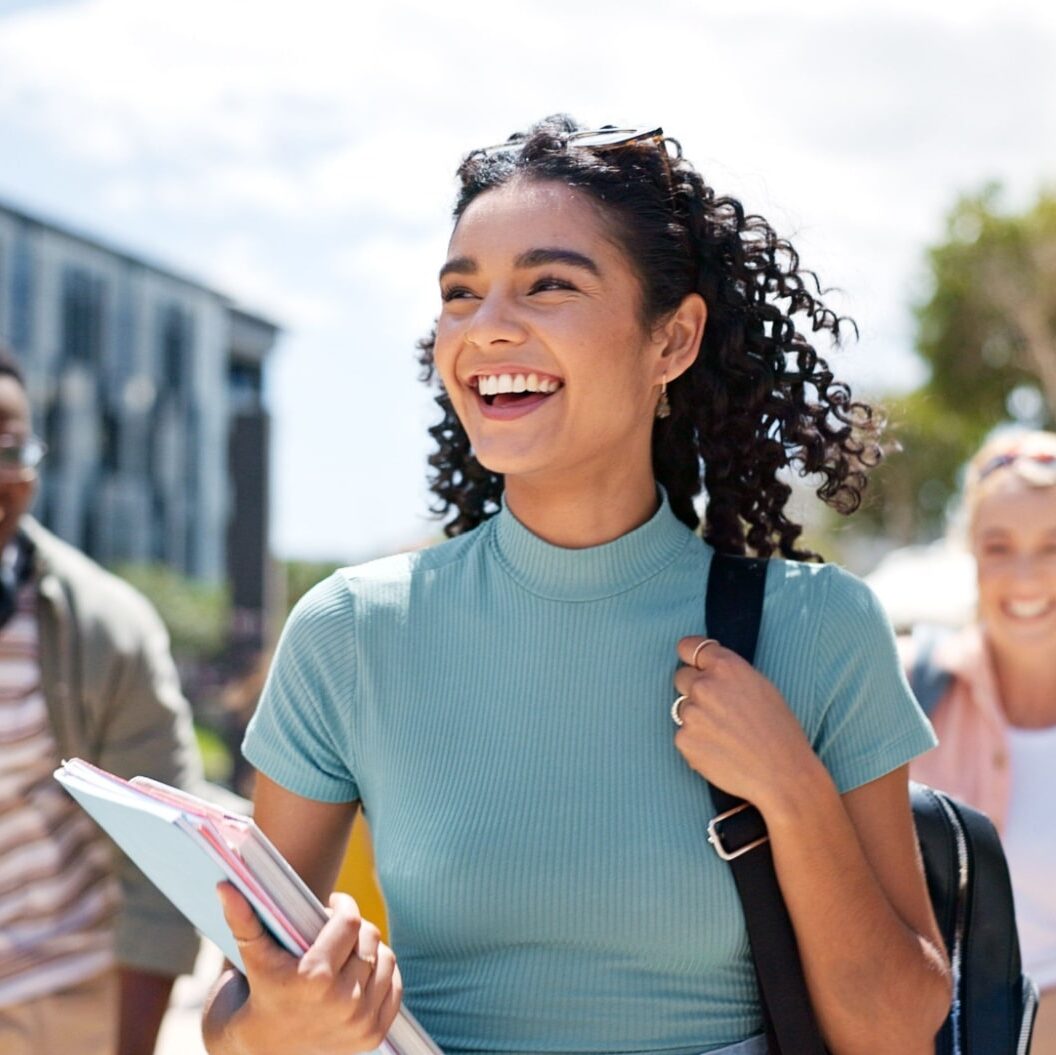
[55,757,440,1055]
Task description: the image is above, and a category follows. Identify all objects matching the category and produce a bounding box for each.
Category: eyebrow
[438,247,601,282]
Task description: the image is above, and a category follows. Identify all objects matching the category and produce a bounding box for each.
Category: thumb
[217,882,292,978]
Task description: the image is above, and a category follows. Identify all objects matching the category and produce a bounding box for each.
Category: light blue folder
[54,760,440,1055]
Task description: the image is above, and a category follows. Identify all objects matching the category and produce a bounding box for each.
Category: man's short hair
[0,346,26,389]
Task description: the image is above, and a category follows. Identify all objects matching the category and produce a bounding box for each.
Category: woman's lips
[476,387,557,420]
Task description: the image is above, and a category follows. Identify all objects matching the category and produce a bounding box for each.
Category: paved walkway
[156,941,222,1055]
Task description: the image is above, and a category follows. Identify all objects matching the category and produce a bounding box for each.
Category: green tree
[283,559,343,613]
[864,185,1056,542]
[113,563,230,662]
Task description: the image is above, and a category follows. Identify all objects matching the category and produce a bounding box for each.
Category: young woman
[203,117,950,1055]
[910,429,1056,1055]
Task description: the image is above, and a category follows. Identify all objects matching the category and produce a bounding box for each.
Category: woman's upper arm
[253,772,360,900]
[842,765,944,953]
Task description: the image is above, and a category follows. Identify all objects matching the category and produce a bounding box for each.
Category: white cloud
[1,0,1054,556]
[200,234,336,331]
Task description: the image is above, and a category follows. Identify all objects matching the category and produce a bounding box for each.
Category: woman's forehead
[448,180,610,255]
[973,475,1056,530]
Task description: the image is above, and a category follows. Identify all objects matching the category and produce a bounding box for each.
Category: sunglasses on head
[475,125,672,158]
[978,449,1056,482]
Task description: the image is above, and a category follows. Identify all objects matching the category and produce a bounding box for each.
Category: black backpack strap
[705,553,828,1055]
[906,624,954,718]
[0,530,35,633]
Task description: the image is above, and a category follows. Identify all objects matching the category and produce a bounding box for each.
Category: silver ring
[671,695,688,727]
[691,638,719,669]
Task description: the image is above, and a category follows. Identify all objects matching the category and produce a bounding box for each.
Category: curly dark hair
[417,115,882,559]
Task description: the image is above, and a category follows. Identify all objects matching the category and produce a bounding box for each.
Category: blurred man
[0,347,202,1055]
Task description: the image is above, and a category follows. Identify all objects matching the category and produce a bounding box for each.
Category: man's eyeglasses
[0,435,47,480]
[475,125,671,158]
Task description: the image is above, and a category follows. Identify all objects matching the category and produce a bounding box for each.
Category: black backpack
[703,553,1039,1055]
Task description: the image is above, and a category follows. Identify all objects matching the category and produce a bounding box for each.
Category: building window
[61,266,106,365]
[100,405,120,472]
[228,361,263,413]
[11,234,34,354]
[158,303,194,395]
[42,392,62,469]
[0,237,6,341]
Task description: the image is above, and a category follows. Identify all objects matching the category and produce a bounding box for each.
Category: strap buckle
[707,802,770,861]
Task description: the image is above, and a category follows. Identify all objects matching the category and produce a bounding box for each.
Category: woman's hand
[212,883,402,1055]
[672,635,820,809]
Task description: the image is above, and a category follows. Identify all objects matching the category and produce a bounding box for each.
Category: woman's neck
[503,465,661,549]
[989,641,1056,729]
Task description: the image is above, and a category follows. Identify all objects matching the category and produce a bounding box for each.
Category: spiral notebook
[54,757,441,1055]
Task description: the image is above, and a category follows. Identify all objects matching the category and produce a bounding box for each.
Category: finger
[300,892,363,976]
[355,919,381,971]
[363,943,395,999]
[373,960,404,1035]
[677,636,725,668]
[673,665,712,697]
[216,882,291,976]
[341,920,382,1000]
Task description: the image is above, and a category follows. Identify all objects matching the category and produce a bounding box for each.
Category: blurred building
[0,198,280,652]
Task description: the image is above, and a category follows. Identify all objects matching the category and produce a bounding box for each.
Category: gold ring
[691,638,719,669]
[670,695,688,727]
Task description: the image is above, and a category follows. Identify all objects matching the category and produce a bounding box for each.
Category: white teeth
[475,373,562,395]
[1006,598,1052,619]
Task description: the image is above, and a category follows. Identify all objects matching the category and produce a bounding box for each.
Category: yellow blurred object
[334,812,389,942]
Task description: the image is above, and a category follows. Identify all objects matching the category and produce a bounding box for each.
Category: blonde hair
[963,429,1056,531]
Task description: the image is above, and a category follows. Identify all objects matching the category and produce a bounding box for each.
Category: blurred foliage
[283,559,343,614]
[194,722,234,784]
[862,184,1056,543]
[113,563,230,660]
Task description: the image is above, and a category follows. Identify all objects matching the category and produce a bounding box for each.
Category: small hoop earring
[655,378,671,420]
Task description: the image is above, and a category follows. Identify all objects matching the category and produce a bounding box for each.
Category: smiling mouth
[473,371,564,408]
[1003,598,1055,620]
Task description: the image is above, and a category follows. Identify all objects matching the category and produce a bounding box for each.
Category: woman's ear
[654,292,707,383]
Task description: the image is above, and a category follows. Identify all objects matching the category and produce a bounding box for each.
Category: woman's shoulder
[293,528,486,616]
[763,556,877,616]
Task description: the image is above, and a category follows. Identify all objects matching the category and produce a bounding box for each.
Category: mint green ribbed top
[243,495,935,1055]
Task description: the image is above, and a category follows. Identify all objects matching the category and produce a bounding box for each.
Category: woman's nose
[1009,553,1040,580]
[465,291,527,348]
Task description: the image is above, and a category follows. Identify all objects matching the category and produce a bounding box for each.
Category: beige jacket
[22,516,203,977]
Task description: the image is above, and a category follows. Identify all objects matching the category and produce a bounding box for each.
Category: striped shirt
[0,578,119,1007]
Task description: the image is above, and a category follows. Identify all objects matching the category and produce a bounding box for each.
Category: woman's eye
[441,285,476,302]
[981,545,1011,558]
[529,275,576,294]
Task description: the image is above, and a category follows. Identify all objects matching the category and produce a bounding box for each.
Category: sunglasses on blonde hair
[977,449,1056,483]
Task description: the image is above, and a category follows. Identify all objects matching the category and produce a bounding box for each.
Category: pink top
[906,624,1014,832]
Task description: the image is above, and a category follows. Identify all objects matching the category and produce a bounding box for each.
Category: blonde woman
[911,429,1056,1054]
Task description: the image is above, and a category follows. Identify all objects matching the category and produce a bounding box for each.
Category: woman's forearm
[759,760,950,1055]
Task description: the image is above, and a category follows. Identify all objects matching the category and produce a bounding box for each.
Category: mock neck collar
[489,489,693,602]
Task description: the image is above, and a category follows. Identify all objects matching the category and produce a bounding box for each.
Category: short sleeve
[242,573,361,802]
[811,565,938,793]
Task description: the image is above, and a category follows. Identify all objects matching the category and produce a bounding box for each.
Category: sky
[1,0,1054,562]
